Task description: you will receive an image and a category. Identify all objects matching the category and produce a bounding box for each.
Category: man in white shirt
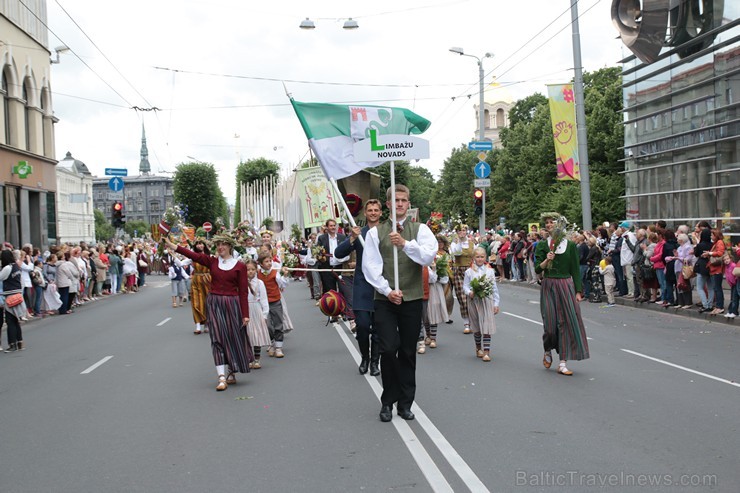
[316,219,349,296]
[363,185,437,423]
[619,221,637,298]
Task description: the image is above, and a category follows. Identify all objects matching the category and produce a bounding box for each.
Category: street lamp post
[450,48,493,234]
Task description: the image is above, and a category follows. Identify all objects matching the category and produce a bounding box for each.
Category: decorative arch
[1,57,21,99]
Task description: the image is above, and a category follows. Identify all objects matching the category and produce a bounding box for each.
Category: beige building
[473,78,514,148]
[1,1,59,248]
[56,152,94,244]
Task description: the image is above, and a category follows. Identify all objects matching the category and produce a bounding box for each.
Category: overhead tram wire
[17,0,135,108]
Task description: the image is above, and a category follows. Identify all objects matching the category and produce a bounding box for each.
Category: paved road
[1,275,737,492]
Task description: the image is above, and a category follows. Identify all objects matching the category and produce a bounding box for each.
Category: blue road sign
[468,141,493,151]
[474,161,491,179]
[108,177,124,192]
[105,168,128,176]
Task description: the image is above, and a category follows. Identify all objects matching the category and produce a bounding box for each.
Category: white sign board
[474,178,491,188]
[108,192,124,201]
[353,132,430,162]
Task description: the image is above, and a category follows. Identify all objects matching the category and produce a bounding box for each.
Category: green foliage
[261,217,274,229]
[507,93,548,127]
[124,220,150,238]
[290,223,302,241]
[432,146,479,222]
[94,208,115,241]
[234,158,280,223]
[405,166,437,220]
[173,162,227,227]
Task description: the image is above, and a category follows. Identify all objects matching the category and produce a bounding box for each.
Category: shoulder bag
[5,293,24,307]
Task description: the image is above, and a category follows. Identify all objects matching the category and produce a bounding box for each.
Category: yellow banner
[296,167,340,228]
[547,84,580,181]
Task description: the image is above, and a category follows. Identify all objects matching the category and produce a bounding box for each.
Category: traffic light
[473,189,483,216]
[112,201,125,228]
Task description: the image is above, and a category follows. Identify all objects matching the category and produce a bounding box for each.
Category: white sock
[463,318,469,325]
[216,365,226,377]
[195,322,201,331]
[275,341,284,349]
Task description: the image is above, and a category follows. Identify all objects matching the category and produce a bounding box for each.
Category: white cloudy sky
[46,0,624,203]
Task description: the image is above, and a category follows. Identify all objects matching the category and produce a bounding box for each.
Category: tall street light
[450,47,493,234]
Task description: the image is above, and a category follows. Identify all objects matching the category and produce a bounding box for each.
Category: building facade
[473,79,513,148]
[615,0,739,241]
[1,0,59,248]
[56,151,94,244]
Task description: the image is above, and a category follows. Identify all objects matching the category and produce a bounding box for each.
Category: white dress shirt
[362,219,437,297]
[328,235,349,267]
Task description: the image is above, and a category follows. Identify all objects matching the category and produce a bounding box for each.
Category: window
[23,81,31,151]
[2,71,10,145]
[150,189,159,197]
[496,108,505,128]
[150,201,160,213]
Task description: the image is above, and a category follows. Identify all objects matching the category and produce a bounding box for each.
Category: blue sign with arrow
[474,161,491,179]
[108,177,125,192]
[105,168,128,176]
[469,141,493,151]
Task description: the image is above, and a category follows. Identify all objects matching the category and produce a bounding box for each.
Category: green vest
[375,219,424,301]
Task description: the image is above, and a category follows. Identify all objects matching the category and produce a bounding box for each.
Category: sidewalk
[502,279,738,327]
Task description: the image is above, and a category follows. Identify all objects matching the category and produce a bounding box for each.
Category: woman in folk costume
[463,247,500,362]
[425,247,450,348]
[534,212,589,375]
[190,240,212,334]
[450,223,475,333]
[163,233,252,391]
[243,259,271,369]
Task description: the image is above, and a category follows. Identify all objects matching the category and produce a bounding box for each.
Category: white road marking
[81,356,114,374]
[620,349,740,389]
[156,317,172,326]
[334,323,488,493]
[503,312,594,340]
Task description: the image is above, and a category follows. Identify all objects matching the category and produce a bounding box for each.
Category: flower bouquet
[427,212,444,235]
[470,274,494,299]
[540,212,575,269]
[435,253,450,278]
[311,245,328,264]
[283,252,299,269]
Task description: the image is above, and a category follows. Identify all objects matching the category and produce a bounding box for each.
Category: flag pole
[329,177,365,247]
[390,160,399,291]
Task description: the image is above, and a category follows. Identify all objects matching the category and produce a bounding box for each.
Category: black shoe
[698,307,710,313]
[397,409,415,420]
[4,343,17,353]
[445,319,453,324]
[379,405,393,422]
[358,358,369,375]
[369,360,380,376]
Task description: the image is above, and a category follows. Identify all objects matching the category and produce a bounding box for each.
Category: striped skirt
[427,283,449,325]
[540,277,589,361]
[190,273,210,324]
[453,266,470,318]
[206,294,253,373]
[247,300,272,347]
[468,295,497,336]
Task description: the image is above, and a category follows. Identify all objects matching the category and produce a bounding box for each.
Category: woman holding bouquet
[163,234,252,391]
[425,239,451,348]
[534,212,589,376]
[463,247,500,362]
[190,240,212,334]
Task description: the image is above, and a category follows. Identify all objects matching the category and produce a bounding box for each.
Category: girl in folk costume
[425,248,450,348]
[463,247,500,362]
[163,234,252,391]
[451,223,475,333]
[257,253,290,358]
[436,234,455,323]
[417,265,432,354]
[243,259,271,369]
[167,254,190,307]
[534,212,589,375]
[190,240,212,334]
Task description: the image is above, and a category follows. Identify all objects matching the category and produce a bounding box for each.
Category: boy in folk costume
[534,212,589,375]
[463,247,500,362]
[450,223,475,333]
[257,252,290,358]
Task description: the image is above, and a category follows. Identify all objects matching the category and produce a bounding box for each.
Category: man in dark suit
[316,219,348,295]
[334,199,382,376]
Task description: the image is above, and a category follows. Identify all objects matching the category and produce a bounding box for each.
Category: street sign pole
[477,60,486,234]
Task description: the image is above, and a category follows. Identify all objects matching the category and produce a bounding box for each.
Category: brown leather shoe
[216,375,228,391]
[543,352,552,369]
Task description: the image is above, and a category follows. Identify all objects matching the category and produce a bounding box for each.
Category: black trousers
[374,298,422,411]
[320,270,338,294]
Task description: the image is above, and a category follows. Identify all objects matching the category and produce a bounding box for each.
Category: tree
[406,165,437,221]
[433,145,483,224]
[508,93,548,127]
[173,161,227,227]
[94,208,115,241]
[234,157,280,224]
[124,220,149,238]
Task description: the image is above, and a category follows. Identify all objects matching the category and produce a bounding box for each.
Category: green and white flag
[291,100,431,180]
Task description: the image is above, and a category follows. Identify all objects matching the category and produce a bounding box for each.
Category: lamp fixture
[343,18,359,29]
[51,45,70,64]
[299,17,316,29]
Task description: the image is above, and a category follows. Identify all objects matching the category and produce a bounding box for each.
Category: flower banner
[547,84,580,181]
[296,166,340,228]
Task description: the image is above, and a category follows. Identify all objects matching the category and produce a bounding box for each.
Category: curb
[501,279,738,327]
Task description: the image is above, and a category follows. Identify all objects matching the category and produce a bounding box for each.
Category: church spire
[139,123,151,175]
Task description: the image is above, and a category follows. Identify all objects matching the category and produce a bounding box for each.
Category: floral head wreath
[259,229,274,238]
[540,212,562,222]
[453,222,469,232]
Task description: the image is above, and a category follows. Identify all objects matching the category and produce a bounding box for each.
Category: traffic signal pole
[478,59,486,234]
